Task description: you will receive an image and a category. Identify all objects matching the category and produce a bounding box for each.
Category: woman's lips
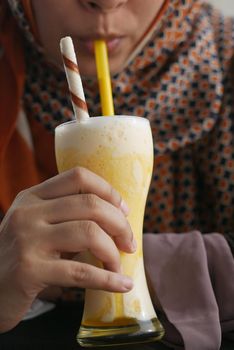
[82,37,122,54]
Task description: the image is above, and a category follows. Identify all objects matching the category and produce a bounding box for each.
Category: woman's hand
[0,167,135,333]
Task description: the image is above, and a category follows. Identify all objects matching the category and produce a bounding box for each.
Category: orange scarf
[0,0,40,212]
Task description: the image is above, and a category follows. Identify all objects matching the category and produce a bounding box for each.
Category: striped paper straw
[60,36,89,121]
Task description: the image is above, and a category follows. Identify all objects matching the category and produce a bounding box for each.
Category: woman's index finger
[32,167,128,213]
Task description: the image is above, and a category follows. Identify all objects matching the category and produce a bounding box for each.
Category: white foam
[55,116,153,157]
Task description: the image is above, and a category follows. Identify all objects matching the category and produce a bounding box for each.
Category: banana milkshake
[55,116,164,346]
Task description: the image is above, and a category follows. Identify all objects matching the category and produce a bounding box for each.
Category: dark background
[0,302,233,350]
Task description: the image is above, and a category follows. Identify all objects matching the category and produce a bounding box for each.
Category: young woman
[0,1,234,348]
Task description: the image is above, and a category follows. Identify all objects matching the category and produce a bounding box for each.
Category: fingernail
[130,238,137,252]
[120,200,130,216]
[121,276,134,291]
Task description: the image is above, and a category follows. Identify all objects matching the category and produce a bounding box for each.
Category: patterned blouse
[3,0,234,253]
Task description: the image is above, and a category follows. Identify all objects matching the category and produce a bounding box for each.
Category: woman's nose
[79,0,127,12]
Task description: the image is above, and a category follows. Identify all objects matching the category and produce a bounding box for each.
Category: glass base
[77,318,165,347]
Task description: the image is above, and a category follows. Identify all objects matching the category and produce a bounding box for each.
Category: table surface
[0,302,233,350]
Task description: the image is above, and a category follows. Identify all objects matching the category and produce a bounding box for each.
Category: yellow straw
[94,40,115,116]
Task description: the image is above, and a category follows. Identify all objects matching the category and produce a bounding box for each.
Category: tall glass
[55,116,164,347]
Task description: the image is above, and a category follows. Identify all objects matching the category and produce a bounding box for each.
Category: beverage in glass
[55,116,164,347]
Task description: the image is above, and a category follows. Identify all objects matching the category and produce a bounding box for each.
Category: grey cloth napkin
[143,231,234,350]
